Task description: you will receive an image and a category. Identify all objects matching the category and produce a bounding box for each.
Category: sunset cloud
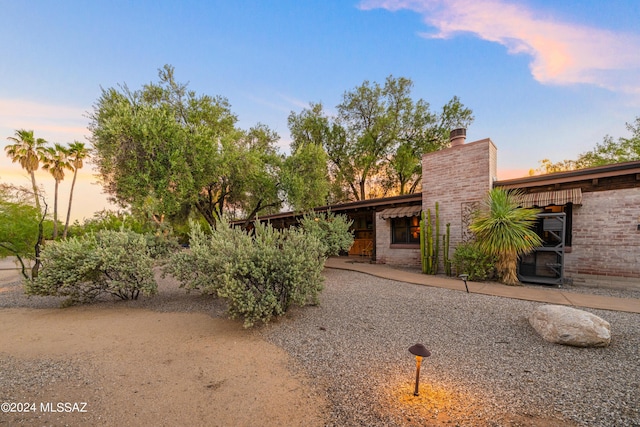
[0,98,89,143]
[359,0,640,94]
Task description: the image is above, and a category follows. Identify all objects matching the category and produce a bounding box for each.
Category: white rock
[529,305,611,347]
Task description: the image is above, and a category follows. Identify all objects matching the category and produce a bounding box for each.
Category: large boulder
[529,305,611,347]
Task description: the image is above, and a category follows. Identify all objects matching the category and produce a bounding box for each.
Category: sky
[1,0,639,222]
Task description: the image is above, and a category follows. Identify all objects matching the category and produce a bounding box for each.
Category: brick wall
[421,138,497,269]
[374,213,422,266]
[565,188,640,287]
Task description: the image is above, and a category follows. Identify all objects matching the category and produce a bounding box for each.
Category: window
[391,216,421,244]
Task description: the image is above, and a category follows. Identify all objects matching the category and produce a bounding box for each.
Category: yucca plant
[469,188,542,286]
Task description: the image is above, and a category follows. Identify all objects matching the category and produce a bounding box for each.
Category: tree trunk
[498,251,521,286]
[52,180,59,239]
[30,171,41,212]
[63,168,79,238]
[359,180,366,201]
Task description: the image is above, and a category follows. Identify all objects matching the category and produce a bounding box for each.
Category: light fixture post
[408,344,431,397]
[459,274,469,293]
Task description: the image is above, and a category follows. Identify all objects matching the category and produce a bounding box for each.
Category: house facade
[376,130,639,290]
[251,131,639,290]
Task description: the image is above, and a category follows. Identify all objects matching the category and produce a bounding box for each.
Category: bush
[144,232,180,260]
[299,211,354,257]
[26,230,157,305]
[452,242,496,281]
[165,218,325,327]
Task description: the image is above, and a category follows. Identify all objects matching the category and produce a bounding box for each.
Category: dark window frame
[391,216,421,245]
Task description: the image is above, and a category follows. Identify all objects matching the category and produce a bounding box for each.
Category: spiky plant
[470,188,542,285]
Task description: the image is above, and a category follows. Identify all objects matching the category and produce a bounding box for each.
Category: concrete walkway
[325,257,640,314]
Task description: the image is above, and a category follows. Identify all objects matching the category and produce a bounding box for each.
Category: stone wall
[565,188,640,288]
[422,138,497,268]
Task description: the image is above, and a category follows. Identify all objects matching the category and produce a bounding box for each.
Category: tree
[281,141,331,211]
[536,116,640,173]
[63,141,89,238]
[286,103,343,205]
[42,143,72,239]
[0,185,40,279]
[282,142,330,211]
[89,65,282,228]
[290,77,473,201]
[575,116,640,167]
[4,129,47,211]
[469,188,542,286]
[334,76,400,201]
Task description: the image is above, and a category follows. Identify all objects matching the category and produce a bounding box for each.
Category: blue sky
[2,0,639,220]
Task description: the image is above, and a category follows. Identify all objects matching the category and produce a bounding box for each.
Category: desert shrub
[299,211,354,257]
[165,218,325,327]
[26,230,157,305]
[452,242,496,281]
[144,232,180,260]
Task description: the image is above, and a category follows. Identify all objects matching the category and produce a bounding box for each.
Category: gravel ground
[2,267,639,426]
[261,269,640,427]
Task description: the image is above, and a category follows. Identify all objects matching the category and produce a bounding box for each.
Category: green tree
[575,116,640,167]
[89,65,282,228]
[389,96,474,194]
[537,116,640,173]
[469,188,542,286]
[290,77,473,201]
[0,185,40,279]
[286,103,342,205]
[5,129,47,211]
[42,143,72,239]
[63,141,89,238]
[281,142,330,211]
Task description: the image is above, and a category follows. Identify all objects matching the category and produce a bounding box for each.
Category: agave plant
[470,188,542,285]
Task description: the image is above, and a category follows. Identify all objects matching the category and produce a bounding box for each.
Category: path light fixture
[408,343,431,396]
[459,274,469,293]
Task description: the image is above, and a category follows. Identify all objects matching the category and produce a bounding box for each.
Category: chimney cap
[449,128,467,146]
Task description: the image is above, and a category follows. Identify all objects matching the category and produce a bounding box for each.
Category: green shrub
[144,232,180,260]
[165,218,325,328]
[26,230,157,305]
[452,242,496,281]
[299,211,354,257]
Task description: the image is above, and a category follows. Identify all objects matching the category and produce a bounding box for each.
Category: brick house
[250,131,639,289]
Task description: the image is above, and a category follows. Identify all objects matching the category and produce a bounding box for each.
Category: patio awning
[379,205,422,219]
[518,188,582,207]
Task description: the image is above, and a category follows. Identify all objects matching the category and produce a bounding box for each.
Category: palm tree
[469,188,543,285]
[4,129,47,211]
[62,141,89,238]
[42,143,72,239]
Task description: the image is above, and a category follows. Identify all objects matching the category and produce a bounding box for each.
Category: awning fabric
[518,188,582,207]
[379,205,422,219]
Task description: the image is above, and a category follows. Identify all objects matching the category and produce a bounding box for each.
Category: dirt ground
[0,306,327,426]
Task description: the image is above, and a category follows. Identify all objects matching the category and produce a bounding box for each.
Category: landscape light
[459,274,469,293]
[408,343,431,396]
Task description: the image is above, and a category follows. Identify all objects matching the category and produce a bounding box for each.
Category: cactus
[444,223,451,276]
[433,202,440,275]
[420,211,427,273]
[420,212,427,274]
[426,209,433,274]
[421,204,446,275]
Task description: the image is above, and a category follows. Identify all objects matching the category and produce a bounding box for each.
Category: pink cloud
[0,99,89,143]
[359,0,640,94]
